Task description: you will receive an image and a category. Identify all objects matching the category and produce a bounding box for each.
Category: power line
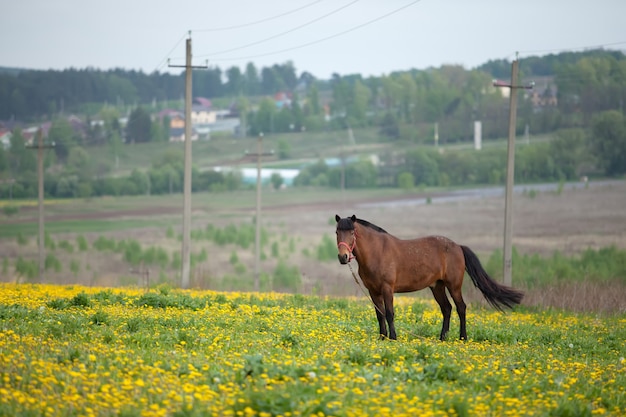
[192,0,324,32]
[153,32,189,73]
[200,0,422,64]
[195,0,360,58]
[516,40,626,57]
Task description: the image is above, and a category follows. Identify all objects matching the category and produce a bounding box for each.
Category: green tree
[591,110,626,175]
[251,98,277,135]
[48,118,79,162]
[130,169,150,195]
[0,145,7,174]
[404,149,439,186]
[126,107,152,143]
[270,172,284,190]
[244,62,261,96]
[150,118,168,142]
[66,147,92,177]
[379,112,400,140]
[549,129,590,179]
[348,80,371,126]
[9,128,36,175]
[226,66,244,96]
[305,83,322,116]
[397,172,414,189]
[277,139,290,160]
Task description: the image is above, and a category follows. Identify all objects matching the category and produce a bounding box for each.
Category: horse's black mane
[336,216,388,234]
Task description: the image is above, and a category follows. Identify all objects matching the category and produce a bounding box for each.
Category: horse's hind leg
[447,286,467,340]
[430,281,452,341]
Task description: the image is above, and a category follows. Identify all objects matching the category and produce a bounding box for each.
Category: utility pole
[26,129,55,283]
[168,32,207,289]
[245,133,274,291]
[493,57,534,286]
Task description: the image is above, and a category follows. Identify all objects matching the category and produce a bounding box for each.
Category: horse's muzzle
[338,253,350,264]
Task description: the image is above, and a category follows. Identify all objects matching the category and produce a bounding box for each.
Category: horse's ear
[335,214,341,223]
[350,214,357,222]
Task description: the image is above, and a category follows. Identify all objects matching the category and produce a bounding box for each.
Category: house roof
[194,97,212,107]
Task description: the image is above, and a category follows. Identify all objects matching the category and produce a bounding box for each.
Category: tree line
[1,108,624,201]
[0,61,308,121]
[0,49,625,200]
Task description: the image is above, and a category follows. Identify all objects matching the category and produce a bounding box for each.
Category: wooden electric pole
[168,33,207,289]
[245,133,273,291]
[493,57,533,286]
[26,129,55,283]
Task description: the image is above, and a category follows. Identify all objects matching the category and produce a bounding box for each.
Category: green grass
[0,284,624,416]
[0,218,174,238]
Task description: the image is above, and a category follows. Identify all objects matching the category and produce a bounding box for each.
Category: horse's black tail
[461,245,524,311]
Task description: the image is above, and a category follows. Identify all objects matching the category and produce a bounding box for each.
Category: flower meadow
[0,284,624,417]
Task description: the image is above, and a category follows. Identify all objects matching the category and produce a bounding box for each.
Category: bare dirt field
[268,180,626,311]
[2,180,626,312]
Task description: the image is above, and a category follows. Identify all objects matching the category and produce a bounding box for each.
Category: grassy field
[94,127,539,176]
[0,284,625,417]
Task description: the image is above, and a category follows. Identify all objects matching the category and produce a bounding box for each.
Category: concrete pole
[503,59,519,286]
[37,129,44,283]
[181,37,192,289]
[254,133,263,292]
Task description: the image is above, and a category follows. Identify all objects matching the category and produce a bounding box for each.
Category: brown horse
[335,214,524,341]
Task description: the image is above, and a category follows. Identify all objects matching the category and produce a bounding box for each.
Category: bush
[123,240,143,266]
[229,251,239,265]
[71,292,91,307]
[397,172,414,190]
[58,240,74,253]
[93,236,116,251]
[16,233,28,246]
[316,234,337,261]
[15,257,37,281]
[44,232,56,250]
[2,205,18,216]
[76,235,88,251]
[273,260,301,292]
[45,254,62,273]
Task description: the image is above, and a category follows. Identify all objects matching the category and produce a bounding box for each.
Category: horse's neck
[354,224,379,264]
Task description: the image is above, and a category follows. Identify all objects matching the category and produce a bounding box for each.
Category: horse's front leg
[382,287,396,340]
[369,292,387,339]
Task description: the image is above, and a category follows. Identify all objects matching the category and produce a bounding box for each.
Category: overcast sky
[2,0,625,80]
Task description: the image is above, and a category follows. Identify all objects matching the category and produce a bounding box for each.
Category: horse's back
[388,235,464,292]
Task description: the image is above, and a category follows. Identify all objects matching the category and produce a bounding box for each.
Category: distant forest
[1,48,626,202]
[1,49,625,124]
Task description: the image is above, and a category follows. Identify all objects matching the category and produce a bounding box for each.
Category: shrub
[45,254,62,273]
[229,251,239,265]
[44,232,55,250]
[316,234,337,261]
[272,261,301,292]
[58,240,74,253]
[76,235,88,251]
[16,233,28,246]
[15,257,37,281]
[123,240,142,266]
[2,205,18,216]
[71,292,91,307]
[271,241,280,258]
[397,172,415,190]
[70,260,80,278]
[93,236,116,251]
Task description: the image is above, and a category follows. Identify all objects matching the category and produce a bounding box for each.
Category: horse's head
[335,214,357,264]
